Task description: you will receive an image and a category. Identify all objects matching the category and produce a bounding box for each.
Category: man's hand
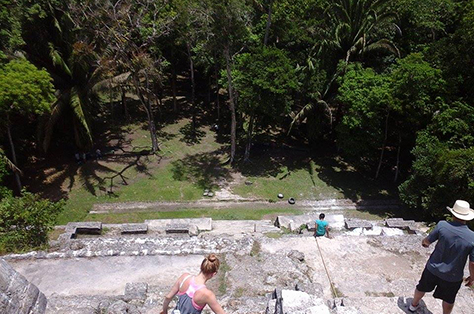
[421,237,431,248]
[464,276,474,287]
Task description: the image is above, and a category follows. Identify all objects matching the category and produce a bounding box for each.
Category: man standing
[314,213,330,238]
[409,200,474,314]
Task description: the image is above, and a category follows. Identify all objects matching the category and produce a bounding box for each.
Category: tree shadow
[315,156,398,201]
[179,122,206,145]
[170,151,231,190]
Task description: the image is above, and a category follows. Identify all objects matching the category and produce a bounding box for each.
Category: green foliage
[0,0,24,57]
[0,59,54,117]
[0,149,12,199]
[0,191,64,253]
[390,53,445,119]
[336,63,392,163]
[233,46,297,121]
[399,102,474,218]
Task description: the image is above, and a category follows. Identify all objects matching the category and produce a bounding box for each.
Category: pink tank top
[177,275,206,311]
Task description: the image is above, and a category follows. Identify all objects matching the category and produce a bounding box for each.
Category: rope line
[315,236,338,298]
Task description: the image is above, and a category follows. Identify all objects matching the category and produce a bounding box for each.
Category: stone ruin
[1,214,474,314]
[0,259,47,313]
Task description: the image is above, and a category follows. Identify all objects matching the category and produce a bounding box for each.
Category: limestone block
[121,224,148,235]
[275,216,293,229]
[281,290,330,313]
[385,218,415,229]
[345,219,373,230]
[189,224,199,236]
[67,221,102,234]
[288,250,305,262]
[289,221,298,232]
[381,227,404,236]
[0,259,47,314]
[363,226,383,236]
[165,224,190,234]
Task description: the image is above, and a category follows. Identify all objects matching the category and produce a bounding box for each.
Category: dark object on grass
[245,180,253,186]
[288,197,295,205]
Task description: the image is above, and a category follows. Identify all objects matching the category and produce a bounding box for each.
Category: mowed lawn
[56,118,396,225]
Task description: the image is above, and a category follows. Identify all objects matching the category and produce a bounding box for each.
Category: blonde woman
[161,254,227,314]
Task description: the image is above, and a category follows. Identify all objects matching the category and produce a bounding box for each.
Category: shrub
[0,191,64,253]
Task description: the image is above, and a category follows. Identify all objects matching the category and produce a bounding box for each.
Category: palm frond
[364,38,400,57]
[42,92,70,152]
[91,72,131,95]
[289,99,333,134]
[0,151,22,175]
[49,43,72,77]
[70,87,93,146]
[288,103,315,134]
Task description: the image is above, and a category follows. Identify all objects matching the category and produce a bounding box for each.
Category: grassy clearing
[57,119,224,224]
[83,208,304,224]
[233,165,345,200]
[54,117,397,225]
[233,155,396,201]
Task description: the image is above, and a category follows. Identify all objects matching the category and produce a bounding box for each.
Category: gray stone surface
[288,250,305,262]
[276,214,345,231]
[165,224,190,234]
[121,224,148,235]
[123,282,148,302]
[385,218,416,229]
[189,224,199,236]
[146,218,212,231]
[344,219,373,230]
[280,290,330,314]
[0,259,47,314]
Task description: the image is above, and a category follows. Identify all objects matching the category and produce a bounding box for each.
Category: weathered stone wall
[0,258,47,314]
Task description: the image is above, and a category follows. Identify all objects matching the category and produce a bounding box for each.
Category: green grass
[83,208,305,224]
[55,117,397,225]
[233,155,397,201]
[57,119,224,224]
[233,165,345,200]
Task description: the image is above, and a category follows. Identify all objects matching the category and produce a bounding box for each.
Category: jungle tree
[0,59,54,192]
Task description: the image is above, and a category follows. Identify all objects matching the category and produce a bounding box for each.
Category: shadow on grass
[235,145,398,202]
[179,122,206,145]
[171,151,231,190]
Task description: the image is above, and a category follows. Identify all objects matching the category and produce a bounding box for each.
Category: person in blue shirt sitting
[314,213,330,238]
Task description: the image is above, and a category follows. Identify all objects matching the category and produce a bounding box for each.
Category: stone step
[330,295,473,314]
[121,223,148,235]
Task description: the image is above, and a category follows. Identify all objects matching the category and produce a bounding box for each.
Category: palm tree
[21,2,98,152]
[290,0,400,133]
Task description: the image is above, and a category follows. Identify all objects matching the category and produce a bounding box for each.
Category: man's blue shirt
[426,220,474,282]
[315,219,328,236]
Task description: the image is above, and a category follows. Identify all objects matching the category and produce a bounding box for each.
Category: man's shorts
[416,268,463,304]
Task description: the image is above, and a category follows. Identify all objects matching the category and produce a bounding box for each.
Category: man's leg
[411,288,425,307]
[442,301,454,314]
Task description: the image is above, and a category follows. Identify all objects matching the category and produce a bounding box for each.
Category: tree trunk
[121,87,130,122]
[133,75,159,153]
[244,115,255,162]
[224,45,237,164]
[264,0,274,46]
[215,64,220,122]
[187,42,197,135]
[375,112,390,179]
[171,65,177,112]
[6,118,22,192]
[394,132,402,183]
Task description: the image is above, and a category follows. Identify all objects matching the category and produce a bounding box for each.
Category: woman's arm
[204,290,227,314]
[160,273,188,314]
